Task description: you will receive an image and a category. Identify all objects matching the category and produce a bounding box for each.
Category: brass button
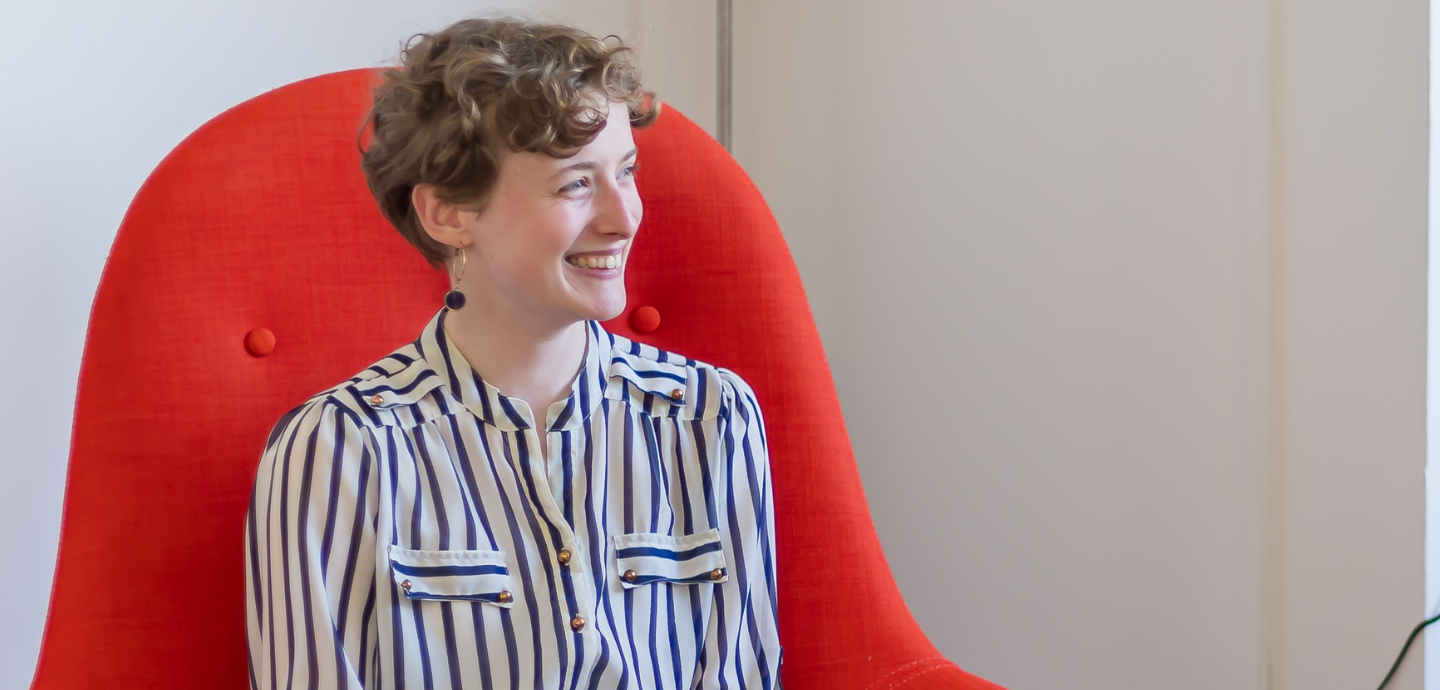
[557,549,572,565]
[669,388,684,400]
[400,579,412,591]
[369,394,384,405]
[497,590,513,603]
[623,569,638,582]
[709,568,724,581]
[571,615,586,631]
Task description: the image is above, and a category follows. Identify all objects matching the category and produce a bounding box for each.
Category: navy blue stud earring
[445,245,467,311]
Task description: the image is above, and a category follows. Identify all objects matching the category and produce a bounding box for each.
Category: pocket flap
[612,528,728,588]
[388,545,515,606]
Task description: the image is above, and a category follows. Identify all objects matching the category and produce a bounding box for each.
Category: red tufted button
[244,327,276,357]
[631,305,661,333]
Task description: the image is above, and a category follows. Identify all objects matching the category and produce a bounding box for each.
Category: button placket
[548,460,599,626]
[519,420,598,627]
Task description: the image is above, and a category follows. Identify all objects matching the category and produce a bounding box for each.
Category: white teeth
[569,255,621,269]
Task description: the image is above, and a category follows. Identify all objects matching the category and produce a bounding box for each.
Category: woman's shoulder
[603,329,761,421]
[252,355,401,497]
[265,339,430,442]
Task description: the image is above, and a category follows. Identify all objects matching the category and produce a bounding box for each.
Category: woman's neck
[443,296,587,431]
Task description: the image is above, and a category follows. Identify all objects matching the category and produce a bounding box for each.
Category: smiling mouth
[565,252,623,270]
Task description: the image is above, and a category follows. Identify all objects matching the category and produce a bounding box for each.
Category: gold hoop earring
[444,246,467,311]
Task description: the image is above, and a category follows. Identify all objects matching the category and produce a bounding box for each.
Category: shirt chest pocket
[612,528,729,589]
[388,545,516,608]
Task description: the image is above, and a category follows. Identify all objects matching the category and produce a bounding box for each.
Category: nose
[593,177,641,239]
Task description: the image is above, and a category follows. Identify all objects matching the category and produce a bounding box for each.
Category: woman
[244,16,781,690]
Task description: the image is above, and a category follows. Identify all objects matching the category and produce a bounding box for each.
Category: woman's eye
[562,164,637,194]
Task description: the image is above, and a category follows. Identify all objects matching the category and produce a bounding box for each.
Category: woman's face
[459,98,642,328]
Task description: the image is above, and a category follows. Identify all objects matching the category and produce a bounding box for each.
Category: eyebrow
[551,148,639,178]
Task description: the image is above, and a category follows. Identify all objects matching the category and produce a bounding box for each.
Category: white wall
[2,1,1428,690]
[0,2,714,688]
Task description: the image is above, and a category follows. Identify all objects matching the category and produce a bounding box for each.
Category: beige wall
[731,1,1426,689]
[1275,1,1427,688]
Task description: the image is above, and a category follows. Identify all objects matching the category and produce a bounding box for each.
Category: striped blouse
[244,307,781,690]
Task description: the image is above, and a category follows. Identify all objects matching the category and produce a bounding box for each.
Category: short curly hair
[360,16,661,268]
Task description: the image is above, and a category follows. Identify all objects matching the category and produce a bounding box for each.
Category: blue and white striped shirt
[245,307,780,690]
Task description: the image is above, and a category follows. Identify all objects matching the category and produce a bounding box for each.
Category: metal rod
[716,0,733,151]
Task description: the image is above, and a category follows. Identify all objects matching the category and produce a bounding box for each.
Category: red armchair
[30,69,1004,690]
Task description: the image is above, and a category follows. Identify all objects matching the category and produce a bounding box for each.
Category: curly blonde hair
[360,16,661,268]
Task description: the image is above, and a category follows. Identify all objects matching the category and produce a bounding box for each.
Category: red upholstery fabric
[31,69,1004,690]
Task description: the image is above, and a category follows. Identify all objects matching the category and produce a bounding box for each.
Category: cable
[1376,612,1440,690]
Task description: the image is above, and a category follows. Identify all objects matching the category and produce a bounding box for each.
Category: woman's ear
[412,184,471,248]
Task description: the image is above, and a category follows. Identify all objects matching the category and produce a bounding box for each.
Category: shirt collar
[415,307,609,433]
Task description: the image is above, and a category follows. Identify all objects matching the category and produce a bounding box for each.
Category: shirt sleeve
[693,368,783,689]
[245,397,381,690]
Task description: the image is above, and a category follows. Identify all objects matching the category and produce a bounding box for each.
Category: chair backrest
[32,69,957,689]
